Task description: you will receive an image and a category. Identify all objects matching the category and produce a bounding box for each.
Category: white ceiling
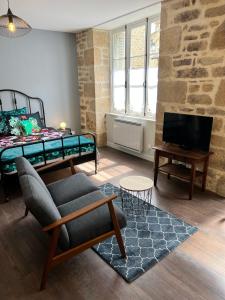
[0,0,161,32]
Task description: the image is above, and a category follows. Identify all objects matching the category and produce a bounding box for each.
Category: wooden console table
[152,144,213,200]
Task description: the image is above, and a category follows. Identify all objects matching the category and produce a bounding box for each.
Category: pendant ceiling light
[0,0,31,38]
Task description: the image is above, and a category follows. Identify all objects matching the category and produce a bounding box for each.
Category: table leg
[167,158,172,179]
[189,163,196,200]
[154,150,159,186]
[202,157,209,192]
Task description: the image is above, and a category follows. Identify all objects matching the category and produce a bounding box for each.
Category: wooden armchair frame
[40,194,126,290]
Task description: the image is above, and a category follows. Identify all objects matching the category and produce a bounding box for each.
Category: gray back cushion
[16,157,51,197]
[19,174,70,250]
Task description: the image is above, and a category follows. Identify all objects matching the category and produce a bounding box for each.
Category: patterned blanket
[0,128,95,173]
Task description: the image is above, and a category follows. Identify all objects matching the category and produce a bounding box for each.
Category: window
[111,17,160,118]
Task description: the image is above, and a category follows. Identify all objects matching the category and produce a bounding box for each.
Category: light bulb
[8,22,16,32]
[60,122,67,130]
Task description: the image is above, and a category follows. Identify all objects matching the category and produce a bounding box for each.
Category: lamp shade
[0,8,31,38]
[60,122,67,130]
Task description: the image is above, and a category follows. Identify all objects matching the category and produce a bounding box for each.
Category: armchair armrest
[43,194,117,232]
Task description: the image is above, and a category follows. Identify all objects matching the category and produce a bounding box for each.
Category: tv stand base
[152,144,213,200]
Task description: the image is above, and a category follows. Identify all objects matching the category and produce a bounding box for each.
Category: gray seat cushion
[47,173,99,207]
[16,157,51,197]
[19,174,70,250]
[58,190,127,248]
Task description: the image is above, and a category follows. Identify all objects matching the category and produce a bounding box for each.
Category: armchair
[16,157,127,290]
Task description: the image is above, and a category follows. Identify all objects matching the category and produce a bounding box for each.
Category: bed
[0,89,97,198]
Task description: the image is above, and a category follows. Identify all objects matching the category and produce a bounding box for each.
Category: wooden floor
[1,147,225,300]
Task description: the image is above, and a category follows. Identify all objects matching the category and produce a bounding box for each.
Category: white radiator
[113,118,143,152]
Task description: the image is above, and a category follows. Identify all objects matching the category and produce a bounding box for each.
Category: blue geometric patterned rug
[93,183,198,283]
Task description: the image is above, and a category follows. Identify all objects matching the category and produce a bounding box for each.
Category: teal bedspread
[0,135,95,173]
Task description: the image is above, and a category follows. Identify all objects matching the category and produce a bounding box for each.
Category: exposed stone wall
[156,0,225,196]
[76,29,110,146]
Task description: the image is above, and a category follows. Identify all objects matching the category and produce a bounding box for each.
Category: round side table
[119,176,153,215]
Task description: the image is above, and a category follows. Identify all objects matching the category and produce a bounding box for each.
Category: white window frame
[110,15,160,119]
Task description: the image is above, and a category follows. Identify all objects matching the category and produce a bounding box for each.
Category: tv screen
[163,112,213,152]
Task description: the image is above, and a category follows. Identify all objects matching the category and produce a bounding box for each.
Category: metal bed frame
[0,89,97,199]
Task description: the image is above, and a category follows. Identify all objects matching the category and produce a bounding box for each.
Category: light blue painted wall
[0,29,80,130]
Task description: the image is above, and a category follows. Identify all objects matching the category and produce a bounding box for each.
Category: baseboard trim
[107,141,154,162]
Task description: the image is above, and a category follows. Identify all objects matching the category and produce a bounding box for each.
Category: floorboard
[1,147,225,300]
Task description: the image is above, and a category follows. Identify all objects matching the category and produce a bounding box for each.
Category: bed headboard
[0,89,46,126]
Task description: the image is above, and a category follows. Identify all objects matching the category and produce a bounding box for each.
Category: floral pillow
[0,107,28,135]
[6,112,43,136]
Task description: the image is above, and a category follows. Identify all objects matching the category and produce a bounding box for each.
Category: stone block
[155,132,163,146]
[215,79,225,106]
[177,68,208,78]
[174,10,200,23]
[213,117,223,132]
[211,21,225,50]
[184,35,198,41]
[179,106,194,113]
[200,32,210,39]
[196,107,206,114]
[188,25,207,31]
[158,56,172,78]
[212,67,225,77]
[86,112,96,131]
[84,48,94,65]
[160,6,167,30]
[93,30,109,48]
[187,41,207,51]
[84,83,95,98]
[187,94,212,105]
[171,0,190,10]
[200,0,219,4]
[205,4,225,18]
[160,27,182,54]
[94,48,102,65]
[189,84,200,92]
[216,175,225,197]
[96,132,107,147]
[95,98,110,113]
[202,84,213,92]
[173,59,192,67]
[211,135,225,149]
[198,57,223,65]
[206,107,225,116]
[210,20,219,28]
[94,65,110,81]
[158,80,187,104]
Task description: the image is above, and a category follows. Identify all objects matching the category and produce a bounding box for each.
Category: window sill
[106,112,156,122]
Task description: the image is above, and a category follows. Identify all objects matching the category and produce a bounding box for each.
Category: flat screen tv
[163,112,213,152]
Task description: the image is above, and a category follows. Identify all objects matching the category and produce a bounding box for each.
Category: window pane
[113,87,125,112]
[130,24,146,57]
[149,20,160,55]
[147,57,158,115]
[146,87,157,115]
[113,59,125,86]
[128,87,144,114]
[148,57,158,87]
[130,56,145,86]
[112,31,125,59]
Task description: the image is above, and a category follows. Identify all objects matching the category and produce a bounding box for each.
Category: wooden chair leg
[40,227,60,290]
[69,159,76,175]
[108,201,126,258]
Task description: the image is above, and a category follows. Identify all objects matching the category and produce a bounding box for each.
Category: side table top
[153,144,213,160]
[120,176,153,192]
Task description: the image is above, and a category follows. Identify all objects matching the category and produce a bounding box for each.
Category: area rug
[93,183,198,283]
